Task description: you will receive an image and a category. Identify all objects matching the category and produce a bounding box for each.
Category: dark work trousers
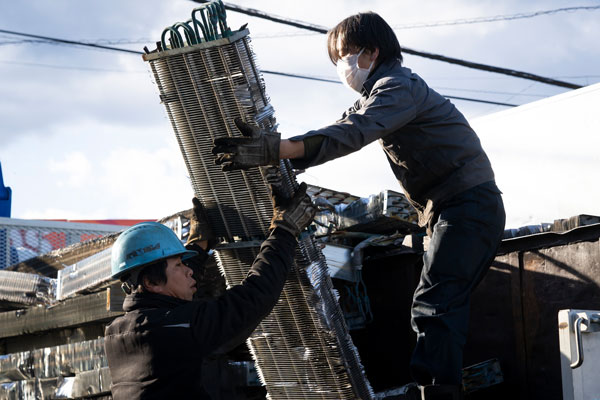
[410,181,505,385]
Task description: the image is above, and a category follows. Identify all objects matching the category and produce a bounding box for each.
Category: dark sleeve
[167,228,297,354]
[294,135,325,170]
[184,242,209,273]
[289,76,417,169]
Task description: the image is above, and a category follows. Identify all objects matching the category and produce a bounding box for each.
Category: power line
[433,86,546,98]
[0,59,146,73]
[193,0,582,90]
[262,70,340,84]
[0,28,143,55]
[442,95,516,107]
[0,53,516,107]
[249,5,600,37]
[262,70,517,107]
[392,5,600,29]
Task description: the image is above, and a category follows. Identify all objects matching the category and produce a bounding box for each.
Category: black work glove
[186,197,216,249]
[212,118,280,171]
[269,182,317,237]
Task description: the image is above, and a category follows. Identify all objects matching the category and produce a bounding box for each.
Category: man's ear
[143,277,163,295]
[371,47,380,62]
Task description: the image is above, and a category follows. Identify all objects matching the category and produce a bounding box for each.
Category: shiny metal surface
[146,30,373,399]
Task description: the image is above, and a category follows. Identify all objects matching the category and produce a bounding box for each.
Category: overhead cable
[0,47,515,106]
[262,70,517,106]
[191,0,582,90]
[392,5,600,29]
[0,59,146,73]
[0,28,142,55]
[252,6,600,34]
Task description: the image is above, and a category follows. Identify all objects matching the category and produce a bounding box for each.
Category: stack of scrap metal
[143,2,373,398]
[309,184,420,236]
[0,211,193,309]
[0,338,110,399]
[56,248,113,301]
[503,214,600,239]
[0,270,55,309]
[551,214,600,232]
[0,212,194,399]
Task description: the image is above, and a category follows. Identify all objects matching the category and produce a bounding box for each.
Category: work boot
[421,384,463,400]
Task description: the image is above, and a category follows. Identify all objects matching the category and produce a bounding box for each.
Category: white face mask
[336,48,374,93]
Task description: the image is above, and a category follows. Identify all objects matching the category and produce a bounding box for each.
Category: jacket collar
[123,291,189,312]
[362,58,402,95]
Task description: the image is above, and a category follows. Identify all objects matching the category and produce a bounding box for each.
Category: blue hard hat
[111,222,198,280]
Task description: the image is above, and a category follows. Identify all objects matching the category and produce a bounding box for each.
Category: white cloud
[1,0,599,229]
[99,146,193,218]
[49,151,92,188]
[20,207,106,220]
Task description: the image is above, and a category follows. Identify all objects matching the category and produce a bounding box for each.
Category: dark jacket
[290,59,496,226]
[104,228,296,400]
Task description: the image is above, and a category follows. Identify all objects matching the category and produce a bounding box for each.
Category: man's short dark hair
[138,259,168,287]
[327,12,402,65]
[125,259,168,293]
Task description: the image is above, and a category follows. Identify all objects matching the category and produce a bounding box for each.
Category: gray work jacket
[290,59,496,226]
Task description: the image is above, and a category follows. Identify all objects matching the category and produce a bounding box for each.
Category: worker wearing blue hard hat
[104,183,316,400]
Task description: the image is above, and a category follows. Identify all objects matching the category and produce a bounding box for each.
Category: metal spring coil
[147,32,274,241]
[145,30,373,399]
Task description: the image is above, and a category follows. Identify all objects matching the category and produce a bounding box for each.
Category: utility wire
[262,70,517,107]
[250,5,600,37]
[0,59,146,73]
[433,86,546,97]
[392,5,600,29]
[0,28,142,55]
[192,0,582,90]
[0,48,515,107]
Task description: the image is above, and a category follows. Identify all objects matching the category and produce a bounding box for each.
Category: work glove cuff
[263,132,281,166]
[186,197,216,249]
[269,182,317,237]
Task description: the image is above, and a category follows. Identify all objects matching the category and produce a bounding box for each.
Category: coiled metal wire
[144,28,373,399]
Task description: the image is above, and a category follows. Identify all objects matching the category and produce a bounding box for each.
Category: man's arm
[165,183,316,355]
[187,227,297,354]
[279,138,305,159]
[213,77,416,172]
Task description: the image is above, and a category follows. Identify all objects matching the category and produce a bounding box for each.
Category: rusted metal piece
[498,223,600,255]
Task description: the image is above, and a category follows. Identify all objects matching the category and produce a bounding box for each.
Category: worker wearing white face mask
[336,47,376,92]
[212,13,505,399]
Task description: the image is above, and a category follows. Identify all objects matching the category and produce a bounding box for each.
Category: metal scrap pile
[0,212,194,399]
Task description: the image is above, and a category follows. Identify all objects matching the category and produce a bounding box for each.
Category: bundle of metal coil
[0,338,107,381]
[0,270,55,307]
[0,338,110,399]
[56,247,112,301]
[144,3,373,398]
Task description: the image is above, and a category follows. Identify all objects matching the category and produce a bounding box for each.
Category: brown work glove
[269,182,317,237]
[186,197,216,250]
[212,118,280,171]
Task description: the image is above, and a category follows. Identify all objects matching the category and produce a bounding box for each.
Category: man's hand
[212,118,280,171]
[186,197,216,250]
[269,182,317,237]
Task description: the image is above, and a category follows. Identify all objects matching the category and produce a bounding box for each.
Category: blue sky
[0,0,599,228]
